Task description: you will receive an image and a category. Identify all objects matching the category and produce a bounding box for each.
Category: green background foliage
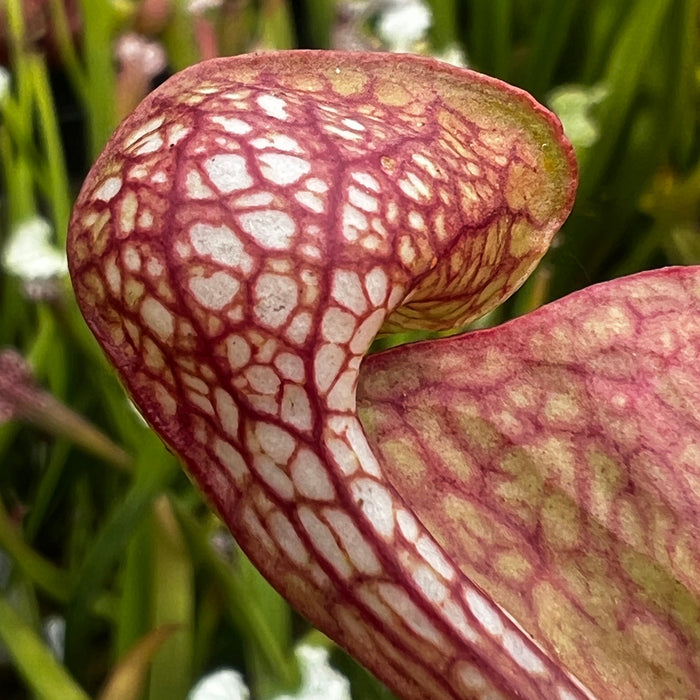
[0,0,697,698]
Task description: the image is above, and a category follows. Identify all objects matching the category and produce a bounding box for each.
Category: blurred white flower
[42,615,66,662]
[377,0,432,53]
[115,32,168,120]
[548,83,608,151]
[187,644,350,700]
[188,0,224,13]
[188,669,250,700]
[434,43,468,68]
[209,525,237,562]
[0,67,10,103]
[275,644,351,700]
[115,33,167,78]
[3,217,67,281]
[333,0,380,51]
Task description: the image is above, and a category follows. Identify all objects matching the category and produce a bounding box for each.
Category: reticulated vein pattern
[68,52,579,700]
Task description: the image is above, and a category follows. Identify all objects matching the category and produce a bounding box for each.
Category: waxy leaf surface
[359,266,700,699]
[66,50,617,700]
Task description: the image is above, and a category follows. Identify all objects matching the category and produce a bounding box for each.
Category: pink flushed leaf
[359,266,700,699]
[68,51,580,700]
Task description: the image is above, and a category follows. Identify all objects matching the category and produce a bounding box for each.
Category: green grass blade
[427,0,458,49]
[30,56,71,245]
[466,0,513,78]
[161,0,202,72]
[148,496,194,700]
[259,0,296,50]
[0,498,71,603]
[523,0,581,96]
[0,594,90,700]
[174,499,300,690]
[63,436,177,671]
[99,625,179,700]
[115,520,153,658]
[78,0,118,157]
[296,0,335,48]
[666,0,699,168]
[580,0,626,81]
[578,0,673,199]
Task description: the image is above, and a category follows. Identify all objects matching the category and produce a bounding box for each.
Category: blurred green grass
[0,0,698,698]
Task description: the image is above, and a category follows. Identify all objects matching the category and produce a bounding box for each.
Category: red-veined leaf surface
[67,51,605,700]
[359,266,700,699]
